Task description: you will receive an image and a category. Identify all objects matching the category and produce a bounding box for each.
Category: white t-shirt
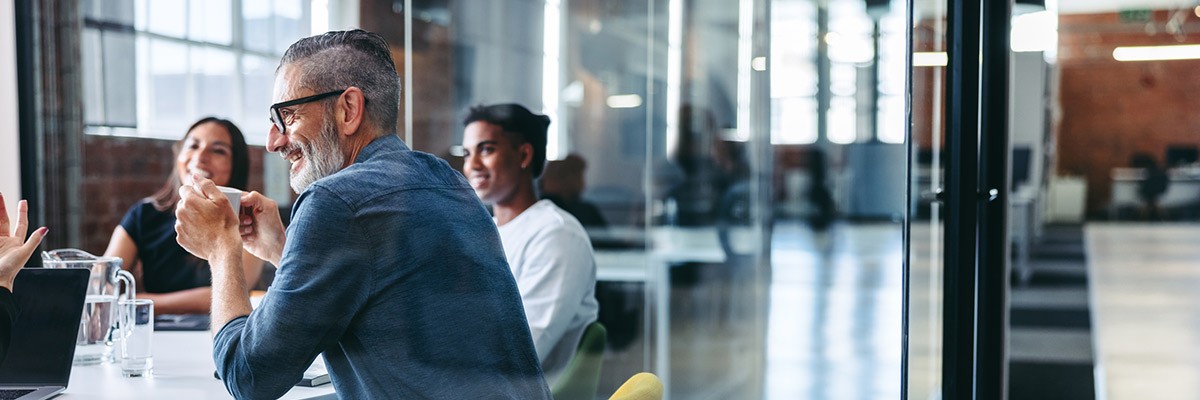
[496,199,600,384]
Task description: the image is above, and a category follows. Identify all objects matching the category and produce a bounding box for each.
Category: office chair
[551,322,607,400]
[608,372,663,400]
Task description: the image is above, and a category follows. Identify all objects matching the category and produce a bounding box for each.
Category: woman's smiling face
[176,122,234,187]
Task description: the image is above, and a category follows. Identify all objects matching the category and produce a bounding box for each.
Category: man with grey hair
[174,29,550,399]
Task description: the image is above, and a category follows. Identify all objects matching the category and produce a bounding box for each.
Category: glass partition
[906,0,946,397]
[383,0,908,398]
[54,0,915,397]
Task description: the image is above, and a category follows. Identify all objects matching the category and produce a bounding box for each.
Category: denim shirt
[213,134,550,399]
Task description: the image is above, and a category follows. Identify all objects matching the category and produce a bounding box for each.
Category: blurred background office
[4,0,1200,399]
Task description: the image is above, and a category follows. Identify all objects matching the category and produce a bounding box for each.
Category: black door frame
[922,0,1011,398]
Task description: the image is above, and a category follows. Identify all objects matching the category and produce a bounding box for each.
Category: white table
[592,226,734,400]
[61,331,335,399]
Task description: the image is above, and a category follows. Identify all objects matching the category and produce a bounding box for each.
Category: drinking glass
[119,298,154,377]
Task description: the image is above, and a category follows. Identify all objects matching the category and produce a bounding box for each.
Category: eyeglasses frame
[269,89,347,135]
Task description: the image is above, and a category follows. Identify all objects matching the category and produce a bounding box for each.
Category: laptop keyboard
[0,389,35,400]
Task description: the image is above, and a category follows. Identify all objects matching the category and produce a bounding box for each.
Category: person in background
[0,193,49,361]
[1131,153,1169,221]
[540,153,608,228]
[103,117,262,314]
[461,103,599,384]
[174,30,549,399]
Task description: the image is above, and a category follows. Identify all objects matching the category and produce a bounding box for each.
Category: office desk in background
[61,329,335,399]
[1109,167,1200,218]
[592,226,735,399]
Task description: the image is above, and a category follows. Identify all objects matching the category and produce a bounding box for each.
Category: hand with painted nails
[0,193,48,291]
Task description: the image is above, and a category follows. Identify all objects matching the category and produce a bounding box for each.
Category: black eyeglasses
[269,89,346,135]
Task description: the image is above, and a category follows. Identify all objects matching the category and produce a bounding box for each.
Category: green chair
[551,321,607,400]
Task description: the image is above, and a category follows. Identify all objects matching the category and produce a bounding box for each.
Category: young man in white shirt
[460,103,600,383]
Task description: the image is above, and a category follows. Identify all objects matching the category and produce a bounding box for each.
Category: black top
[120,200,212,293]
[0,288,13,362]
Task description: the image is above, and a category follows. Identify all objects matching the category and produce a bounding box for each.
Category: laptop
[0,268,90,400]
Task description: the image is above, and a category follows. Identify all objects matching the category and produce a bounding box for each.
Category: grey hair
[278,29,400,135]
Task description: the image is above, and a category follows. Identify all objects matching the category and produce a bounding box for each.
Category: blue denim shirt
[213,134,550,399]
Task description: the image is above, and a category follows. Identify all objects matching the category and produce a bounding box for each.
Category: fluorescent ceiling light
[606,94,643,109]
[913,52,948,67]
[1113,44,1200,62]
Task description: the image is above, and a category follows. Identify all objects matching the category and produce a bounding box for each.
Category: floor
[597,221,1161,399]
[1008,224,1095,400]
[1087,223,1200,400]
[764,222,903,400]
[596,221,906,399]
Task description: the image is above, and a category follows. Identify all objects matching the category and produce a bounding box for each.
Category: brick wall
[1057,12,1200,216]
[78,135,266,254]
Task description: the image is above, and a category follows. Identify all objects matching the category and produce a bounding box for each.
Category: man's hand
[238,191,286,266]
[0,194,47,291]
[175,176,242,261]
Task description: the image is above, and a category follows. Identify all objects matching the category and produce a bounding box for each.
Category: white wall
[1010,51,1048,193]
[0,0,21,201]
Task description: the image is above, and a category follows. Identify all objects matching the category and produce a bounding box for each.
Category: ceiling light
[913,52,948,67]
[606,94,643,109]
[1113,44,1200,62]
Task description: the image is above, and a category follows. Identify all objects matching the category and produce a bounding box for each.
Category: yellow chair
[551,322,607,400]
[608,372,663,400]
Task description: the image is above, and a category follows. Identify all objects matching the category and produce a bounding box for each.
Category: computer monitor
[1165,146,1198,168]
[1012,146,1031,191]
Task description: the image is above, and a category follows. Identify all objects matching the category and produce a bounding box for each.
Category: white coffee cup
[216,186,242,215]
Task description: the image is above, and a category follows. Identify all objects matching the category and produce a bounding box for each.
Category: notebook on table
[0,268,90,400]
[154,314,210,331]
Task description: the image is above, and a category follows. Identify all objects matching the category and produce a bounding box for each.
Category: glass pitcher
[42,248,136,365]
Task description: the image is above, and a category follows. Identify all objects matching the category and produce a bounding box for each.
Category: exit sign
[1119,9,1152,22]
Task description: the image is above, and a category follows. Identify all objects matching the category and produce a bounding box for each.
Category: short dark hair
[279,29,400,135]
[150,117,250,211]
[463,104,551,178]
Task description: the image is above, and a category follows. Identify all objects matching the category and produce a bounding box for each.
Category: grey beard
[289,119,345,194]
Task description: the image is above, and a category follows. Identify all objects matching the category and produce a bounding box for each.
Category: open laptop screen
[0,268,89,386]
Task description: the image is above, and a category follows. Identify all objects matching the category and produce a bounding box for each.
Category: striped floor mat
[1008,224,1095,400]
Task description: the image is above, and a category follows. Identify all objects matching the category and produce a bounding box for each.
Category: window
[83,0,311,144]
[770,0,818,144]
[770,0,907,145]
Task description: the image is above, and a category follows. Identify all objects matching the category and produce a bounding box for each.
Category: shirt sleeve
[515,226,595,359]
[212,186,373,399]
[0,288,15,362]
[118,202,144,242]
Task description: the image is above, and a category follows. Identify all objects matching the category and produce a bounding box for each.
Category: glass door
[905,0,1011,398]
[906,0,947,396]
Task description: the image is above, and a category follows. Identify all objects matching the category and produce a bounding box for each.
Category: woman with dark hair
[103,117,262,314]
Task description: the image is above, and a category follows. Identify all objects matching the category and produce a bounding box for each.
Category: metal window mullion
[942,0,983,399]
[232,0,246,129]
[975,0,1012,398]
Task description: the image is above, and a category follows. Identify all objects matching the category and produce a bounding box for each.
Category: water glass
[119,299,154,377]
